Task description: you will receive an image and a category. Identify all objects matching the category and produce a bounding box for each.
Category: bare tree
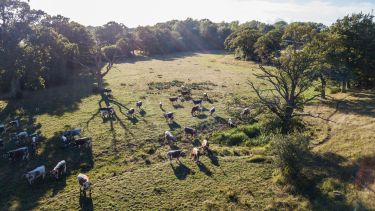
[248,46,318,131]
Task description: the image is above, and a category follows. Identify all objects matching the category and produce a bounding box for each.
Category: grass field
[0,51,374,210]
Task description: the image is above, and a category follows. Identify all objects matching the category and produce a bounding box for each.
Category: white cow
[25,165,46,184]
[77,173,92,196]
[51,160,67,179]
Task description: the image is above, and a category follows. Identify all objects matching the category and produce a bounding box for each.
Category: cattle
[63,128,81,139]
[202,139,210,153]
[181,90,190,96]
[159,102,163,110]
[241,108,251,118]
[167,150,186,163]
[77,173,92,196]
[169,97,179,104]
[14,131,28,144]
[3,147,29,161]
[99,106,115,119]
[184,127,196,138]
[7,119,20,130]
[127,108,135,118]
[102,88,112,94]
[228,118,236,128]
[164,131,177,144]
[209,107,216,116]
[25,165,46,184]
[203,93,208,100]
[191,105,202,117]
[136,101,143,109]
[192,99,203,105]
[164,112,174,123]
[191,147,200,163]
[69,137,92,149]
[51,160,67,179]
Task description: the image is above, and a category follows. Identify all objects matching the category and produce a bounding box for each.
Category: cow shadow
[127,116,139,125]
[207,151,220,166]
[79,195,94,211]
[171,162,192,180]
[197,161,212,177]
[197,114,208,119]
[192,139,201,147]
[168,121,181,131]
[139,109,146,117]
[173,104,184,109]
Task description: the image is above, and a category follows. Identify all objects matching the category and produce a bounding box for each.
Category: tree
[255,28,283,64]
[249,46,316,132]
[0,0,44,97]
[224,27,262,60]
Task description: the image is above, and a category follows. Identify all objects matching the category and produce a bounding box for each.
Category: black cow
[192,99,203,105]
[209,107,216,116]
[184,127,196,138]
[99,106,115,119]
[164,112,174,123]
[127,108,135,118]
[167,150,186,163]
[136,101,143,109]
[69,137,92,149]
[3,147,29,161]
[169,97,179,104]
[191,105,202,117]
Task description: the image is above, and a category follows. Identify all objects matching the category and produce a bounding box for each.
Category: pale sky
[29,0,375,27]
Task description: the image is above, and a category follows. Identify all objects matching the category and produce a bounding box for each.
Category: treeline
[1,0,374,98]
[225,13,375,89]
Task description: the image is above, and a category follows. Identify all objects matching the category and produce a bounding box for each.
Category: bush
[211,124,262,146]
[272,132,310,182]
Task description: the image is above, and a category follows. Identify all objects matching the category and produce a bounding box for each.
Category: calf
[164,112,174,123]
[99,106,115,119]
[209,107,216,116]
[228,118,236,128]
[51,160,67,179]
[184,127,196,138]
[69,137,92,149]
[3,147,29,161]
[127,108,135,118]
[169,97,179,104]
[164,131,177,144]
[191,147,200,163]
[77,173,92,196]
[167,150,186,163]
[202,139,210,153]
[192,99,203,106]
[25,165,46,184]
[241,108,250,118]
[191,105,202,117]
[136,101,143,109]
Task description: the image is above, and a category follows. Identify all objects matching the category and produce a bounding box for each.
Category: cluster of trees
[0,0,236,97]
[225,13,375,90]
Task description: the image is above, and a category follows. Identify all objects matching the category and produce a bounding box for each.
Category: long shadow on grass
[0,74,96,118]
[0,129,94,210]
[296,151,361,210]
[79,195,94,211]
[197,161,212,176]
[168,121,181,131]
[170,162,192,180]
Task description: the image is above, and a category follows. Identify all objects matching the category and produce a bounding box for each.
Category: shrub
[211,124,262,146]
[272,132,310,182]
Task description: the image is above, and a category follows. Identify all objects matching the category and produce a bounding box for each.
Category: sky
[29,0,375,27]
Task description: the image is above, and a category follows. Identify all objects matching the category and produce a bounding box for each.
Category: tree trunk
[10,76,21,98]
[341,81,346,93]
[320,75,326,99]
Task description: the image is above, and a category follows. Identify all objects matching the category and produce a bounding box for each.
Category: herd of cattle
[0,87,251,198]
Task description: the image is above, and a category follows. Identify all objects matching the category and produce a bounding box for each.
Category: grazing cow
[63,128,81,139]
[127,108,135,118]
[77,173,92,196]
[69,137,92,149]
[184,127,196,138]
[25,165,46,184]
[99,106,115,119]
[164,131,177,144]
[202,139,210,153]
[228,118,236,128]
[203,93,208,100]
[3,147,29,161]
[169,97,179,104]
[181,90,190,96]
[16,131,28,142]
[136,101,143,109]
[159,102,163,110]
[164,112,174,123]
[192,99,203,106]
[51,160,67,179]
[191,105,202,117]
[191,147,200,162]
[167,150,186,163]
[241,108,251,118]
[209,107,216,116]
